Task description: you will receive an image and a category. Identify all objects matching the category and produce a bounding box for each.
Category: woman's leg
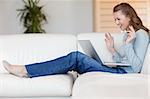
[3,51,79,78]
[25,51,126,77]
[3,51,126,78]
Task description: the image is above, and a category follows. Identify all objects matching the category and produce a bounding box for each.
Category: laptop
[78,40,130,66]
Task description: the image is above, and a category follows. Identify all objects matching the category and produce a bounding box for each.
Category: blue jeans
[25,51,127,78]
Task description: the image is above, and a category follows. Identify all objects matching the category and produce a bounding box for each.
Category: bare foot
[3,60,28,78]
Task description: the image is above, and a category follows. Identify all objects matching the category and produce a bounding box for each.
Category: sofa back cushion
[0,34,77,73]
[141,44,150,74]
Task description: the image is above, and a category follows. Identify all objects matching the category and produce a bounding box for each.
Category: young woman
[3,3,149,78]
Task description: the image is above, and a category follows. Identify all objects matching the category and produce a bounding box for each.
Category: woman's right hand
[105,33,116,54]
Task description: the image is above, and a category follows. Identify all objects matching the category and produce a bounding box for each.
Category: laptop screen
[78,40,102,63]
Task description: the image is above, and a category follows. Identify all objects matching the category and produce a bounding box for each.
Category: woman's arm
[123,29,149,72]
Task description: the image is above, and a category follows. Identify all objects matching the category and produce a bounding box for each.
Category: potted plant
[17,0,47,33]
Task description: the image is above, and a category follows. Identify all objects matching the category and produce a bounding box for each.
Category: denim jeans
[25,51,127,78]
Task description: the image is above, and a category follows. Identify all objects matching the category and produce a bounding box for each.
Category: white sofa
[0,33,149,99]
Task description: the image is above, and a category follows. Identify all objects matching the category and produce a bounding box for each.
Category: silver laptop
[78,40,130,66]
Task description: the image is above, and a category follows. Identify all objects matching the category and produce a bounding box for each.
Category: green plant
[17,0,47,33]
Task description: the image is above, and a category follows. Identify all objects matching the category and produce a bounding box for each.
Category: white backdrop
[0,0,93,34]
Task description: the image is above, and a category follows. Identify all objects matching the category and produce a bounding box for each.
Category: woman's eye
[117,18,120,20]
[115,18,120,21]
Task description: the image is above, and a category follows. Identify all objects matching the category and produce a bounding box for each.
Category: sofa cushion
[72,72,148,98]
[0,34,77,73]
[0,73,73,97]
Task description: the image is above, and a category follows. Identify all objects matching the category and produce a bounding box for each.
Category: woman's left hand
[125,26,136,44]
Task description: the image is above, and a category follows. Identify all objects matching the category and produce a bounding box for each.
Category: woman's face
[113,10,131,31]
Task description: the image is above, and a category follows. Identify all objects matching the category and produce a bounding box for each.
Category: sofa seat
[0,73,73,97]
[72,72,149,98]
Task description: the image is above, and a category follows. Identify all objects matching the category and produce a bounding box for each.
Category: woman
[3,3,149,78]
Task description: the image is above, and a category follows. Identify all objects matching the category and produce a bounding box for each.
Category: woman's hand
[105,33,116,54]
[125,26,136,44]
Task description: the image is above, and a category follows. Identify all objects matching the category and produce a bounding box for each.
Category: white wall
[0,0,93,34]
